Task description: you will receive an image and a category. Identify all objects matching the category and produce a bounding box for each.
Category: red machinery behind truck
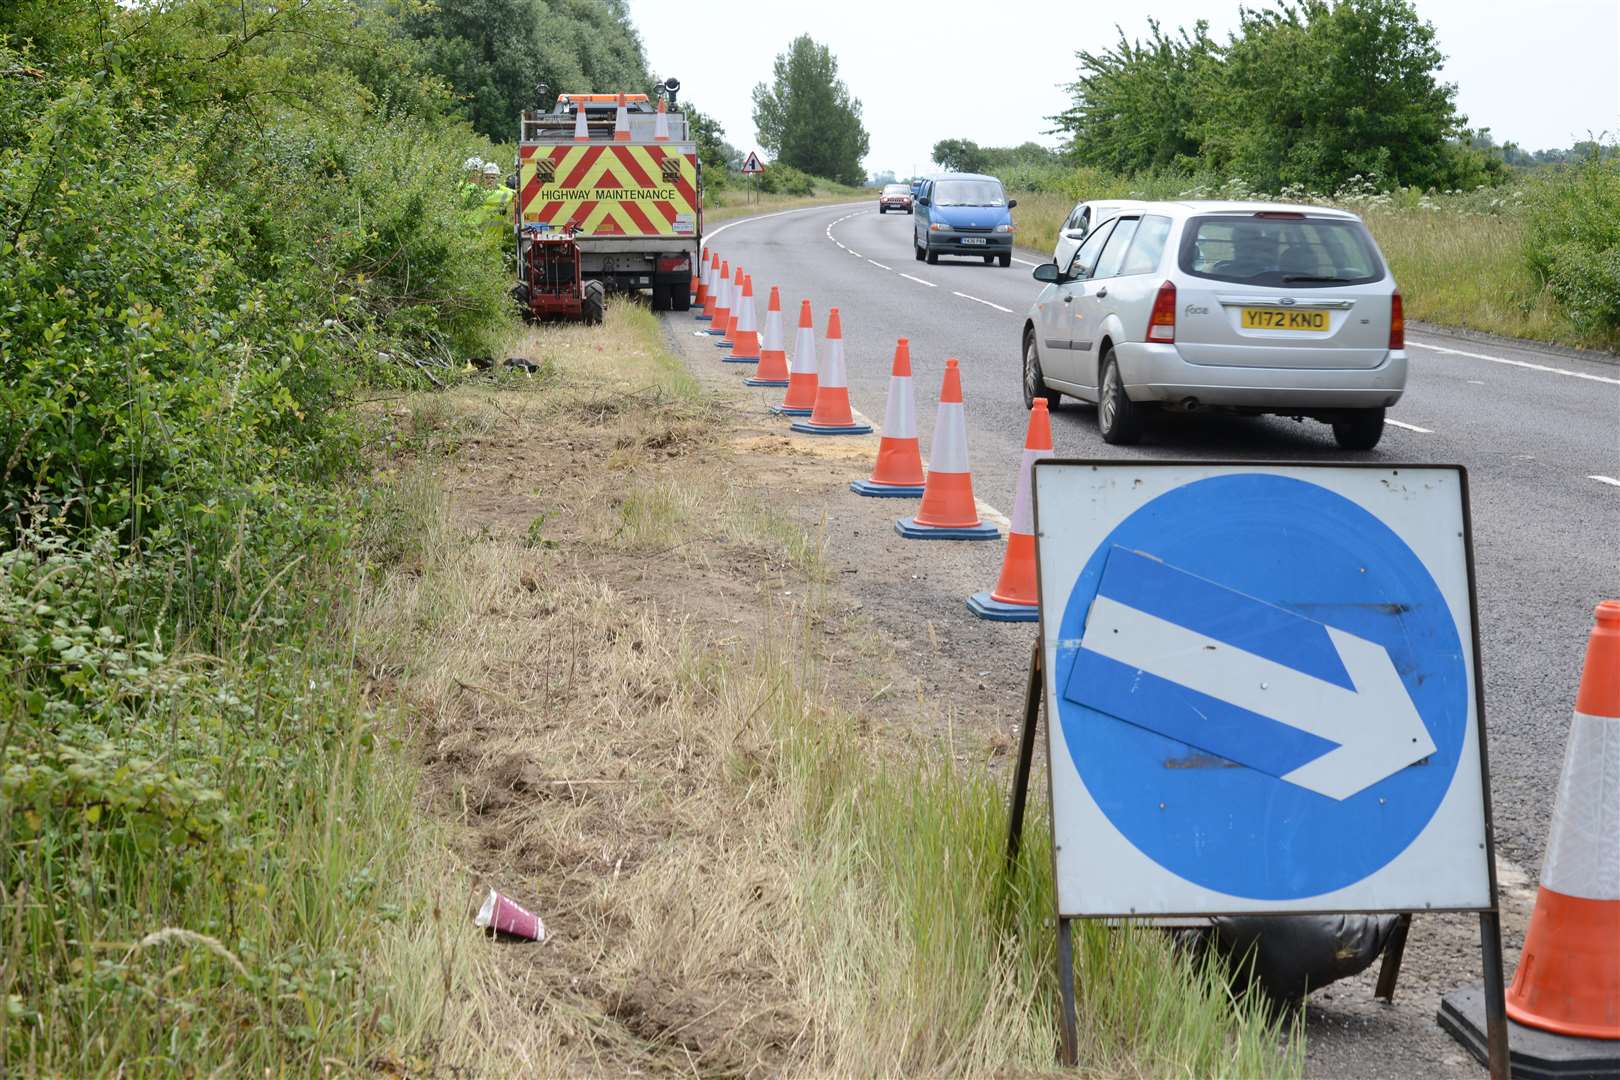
[511,79,701,320]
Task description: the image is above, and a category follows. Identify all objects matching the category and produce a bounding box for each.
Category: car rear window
[1178,214,1384,286]
[934,180,1006,207]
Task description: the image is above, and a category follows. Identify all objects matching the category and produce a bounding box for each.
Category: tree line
[1048,0,1502,193]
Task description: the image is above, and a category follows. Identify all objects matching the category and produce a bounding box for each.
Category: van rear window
[1178,215,1384,287]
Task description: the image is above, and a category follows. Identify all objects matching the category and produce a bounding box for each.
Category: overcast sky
[629,0,1619,178]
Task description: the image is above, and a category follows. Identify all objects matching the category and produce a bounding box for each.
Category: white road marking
[975,500,1011,533]
[1590,475,1620,488]
[953,291,1014,314]
[1409,340,1620,387]
[867,259,892,270]
[900,273,937,287]
[705,199,866,243]
[1012,256,1040,267]
[849,249,863,257]
[1385,419,1433,433]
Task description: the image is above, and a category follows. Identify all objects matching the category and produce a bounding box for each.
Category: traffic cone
[699,252,721,323]
[851,338,925,497]
[708,258,731,336]
[613,93,630,141]
[967,400,1053,619]
[572,98,589,141]
[1439,600,1620,1075]
[654,95,671,142]
[791,308,872,435]
[693,247,710,316]
[770,300,818,416]
[717,265,743,348]
[896,359,999,540]
[746,287,790,387]
[725,275,760,363]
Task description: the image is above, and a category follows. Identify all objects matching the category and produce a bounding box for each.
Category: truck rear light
[1389,290,1404,350]
[656,254,690,274]
[1146,280,1176,343]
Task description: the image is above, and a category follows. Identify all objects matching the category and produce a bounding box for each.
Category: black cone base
[1439,984,1620,1079]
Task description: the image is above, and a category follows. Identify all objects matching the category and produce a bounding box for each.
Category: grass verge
[355,300,1303,1075]
[706,187,869,224]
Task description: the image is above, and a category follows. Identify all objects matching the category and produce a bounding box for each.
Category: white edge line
[867,259,892,270]
[899,273,937,287]
[952,291,1014,314]
[1385,419,1433,433]
[1408,340,1620,387]
[704,199,867,242]
[1590,475,1620,488]
[1011,256,1040,266]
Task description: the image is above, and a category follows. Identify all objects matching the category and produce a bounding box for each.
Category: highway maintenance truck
[512,82,701,317]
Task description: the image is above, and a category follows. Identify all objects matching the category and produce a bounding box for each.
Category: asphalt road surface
[701,201,1620,885]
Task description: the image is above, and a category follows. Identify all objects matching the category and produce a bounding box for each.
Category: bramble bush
[1524,153,1620,337]
[0,0,514,1069]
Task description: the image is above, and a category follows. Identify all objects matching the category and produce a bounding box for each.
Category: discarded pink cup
[474,889,545,941]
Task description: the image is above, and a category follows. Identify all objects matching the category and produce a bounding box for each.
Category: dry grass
[354,300,1300,1077]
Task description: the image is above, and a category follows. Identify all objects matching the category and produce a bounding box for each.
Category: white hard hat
[463,156,485,172]
[483,163,501,177]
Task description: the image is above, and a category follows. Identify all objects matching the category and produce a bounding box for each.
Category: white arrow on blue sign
[1070,548,1438,801]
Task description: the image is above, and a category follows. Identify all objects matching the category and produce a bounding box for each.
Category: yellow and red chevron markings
[517,144,698,237]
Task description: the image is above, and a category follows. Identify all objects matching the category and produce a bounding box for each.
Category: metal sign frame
[1003,458,1508,1078]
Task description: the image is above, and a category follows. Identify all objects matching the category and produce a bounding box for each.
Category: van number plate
[960,236,987,245]
[1242,308,1329,331]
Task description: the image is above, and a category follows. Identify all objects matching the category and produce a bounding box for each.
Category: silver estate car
[1021,201,1406,449]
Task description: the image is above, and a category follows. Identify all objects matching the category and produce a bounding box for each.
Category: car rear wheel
[1023,330,1061,411]
[1331,407,1386,450]
[1098,351,1143,445]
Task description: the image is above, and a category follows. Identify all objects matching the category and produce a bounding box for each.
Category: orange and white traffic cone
[707,258,731,336]
[654,95,671,142]
[1440,600,1620,1074]
[718,265,743,349]
[897,359,999,540]
[967,399,1053,619]
[613,93,630,141]
[572,98,589,141]
[791,308,872,435]
[725,275,761,363]
[699,253,721,324]
[851,338,925,497]
[771,300,818,416]
[746,287,790,387]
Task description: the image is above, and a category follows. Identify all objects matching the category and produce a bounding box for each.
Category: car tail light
[656,254,690,274]
[1254,211,1306,219]
[1147,280,1176,343]
[1389,290,1404,350]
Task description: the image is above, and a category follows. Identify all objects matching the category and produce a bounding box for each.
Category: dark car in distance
[879,183,913,214]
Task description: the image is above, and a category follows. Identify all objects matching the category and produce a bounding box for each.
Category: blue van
[912,173,1017,267]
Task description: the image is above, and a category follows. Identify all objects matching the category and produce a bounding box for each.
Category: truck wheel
[671,283,691,312]
[650,282,670,312]
[583,281,605,326]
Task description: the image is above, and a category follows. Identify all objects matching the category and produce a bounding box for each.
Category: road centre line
[1590,475,1620,488]
[1385,419,1433,433]
[867,259,892,270]
[953,291,1014,314]
[899,273,937,287]
[1408,340,1620,386]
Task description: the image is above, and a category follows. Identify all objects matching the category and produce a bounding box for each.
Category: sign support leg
[1056,916,1079,1068]
[1373,912,1412,1001]
[1004,641,1043,874]
[1478,909,1510,1080]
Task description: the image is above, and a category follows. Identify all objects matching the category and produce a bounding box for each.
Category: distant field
[1011,182,1617,353]
[704,179,867,224]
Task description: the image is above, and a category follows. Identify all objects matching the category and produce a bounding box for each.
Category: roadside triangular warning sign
[741,151,764,174]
